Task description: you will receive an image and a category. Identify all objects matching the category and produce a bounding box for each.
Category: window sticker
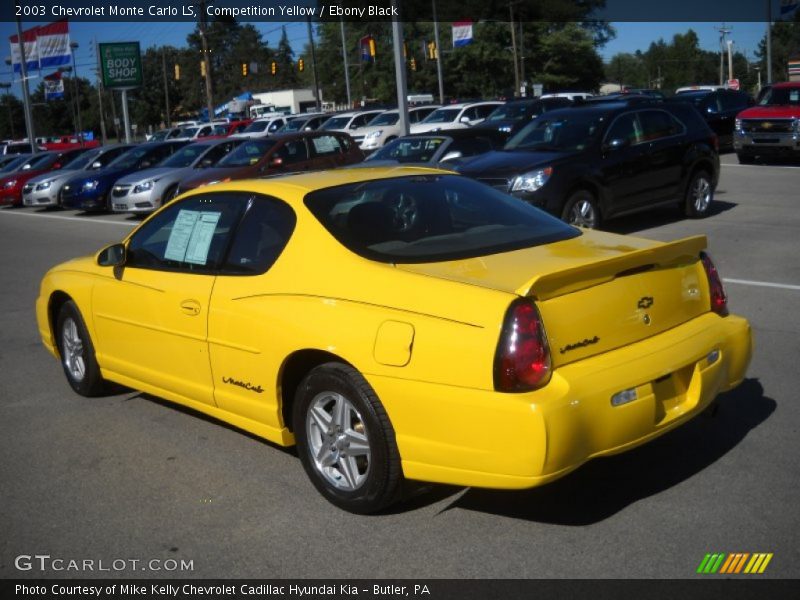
[312,136,340,154]
[164,209,222,265]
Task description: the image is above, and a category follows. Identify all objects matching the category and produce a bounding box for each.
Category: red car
[42,135,101,152]
[0,149,89,206]
[226,119,253,135]
[734,82,800,163]
[178,130,364,193]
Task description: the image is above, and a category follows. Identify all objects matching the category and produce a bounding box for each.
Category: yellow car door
[92,193,249,406]
[206,194,297,443]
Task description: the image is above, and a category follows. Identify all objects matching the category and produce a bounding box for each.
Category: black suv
[668,89,754,148]
[456,100,720,229]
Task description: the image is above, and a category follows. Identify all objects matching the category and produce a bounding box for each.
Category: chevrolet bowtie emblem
[637,296,654,309]
[761,122,773,129]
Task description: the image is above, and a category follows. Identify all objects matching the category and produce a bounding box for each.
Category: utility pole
[518,21,526,96]
[14,15,36,153]
[509,5,520,97]
[391,3,409,136]
[161,48,171,127]
[307,17,321,111]
[70,42,83,141]
[93,37,107,144]
[339,18,352,108]
[716,24,731,86]
[196,0,214,121]
[432,0,445,104]
[766,0,773,84]
[726,39,734,81]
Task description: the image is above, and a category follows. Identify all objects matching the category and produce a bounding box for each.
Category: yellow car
[36,167,752,513]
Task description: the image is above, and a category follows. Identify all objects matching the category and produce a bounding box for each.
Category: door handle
[180,299,202,316]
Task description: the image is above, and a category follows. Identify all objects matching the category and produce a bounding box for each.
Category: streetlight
[70,42,84,143]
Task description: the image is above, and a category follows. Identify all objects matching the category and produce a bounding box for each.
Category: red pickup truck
[734,82,800,163]
[42,136,101,152]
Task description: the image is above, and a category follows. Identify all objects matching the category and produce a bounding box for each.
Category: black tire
[55,300,108,397]
[736,152,755,165]
[293,362,403,514]
[561,189,601,229]
[684,170,714,219]
[162,184,179,206]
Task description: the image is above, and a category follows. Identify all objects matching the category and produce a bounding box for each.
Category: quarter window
[640,110,681,141]
[222,197,296,275]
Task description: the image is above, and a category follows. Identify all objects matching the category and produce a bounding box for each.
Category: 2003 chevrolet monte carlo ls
[35,166,752,513]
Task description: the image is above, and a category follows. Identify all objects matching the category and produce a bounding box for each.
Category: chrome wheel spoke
[337,455,360,489]
[344,430,370,456]
[309,404,333,433]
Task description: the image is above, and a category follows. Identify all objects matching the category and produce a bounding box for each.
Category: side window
[222,196,297,275]
[462,107,479,121]
[311,134,343,156]
[268,119,285,132]
[274,140,309,164]
[337,134,353,151]
[447,137,492,158]
[720,92,747,111]
[476,104,498,119]
[605,113,643,145]
[200,143,234,165]
[126,193,248,273]
[640,110,680,141]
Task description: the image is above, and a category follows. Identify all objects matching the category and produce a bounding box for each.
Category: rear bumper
[371,312,752,489]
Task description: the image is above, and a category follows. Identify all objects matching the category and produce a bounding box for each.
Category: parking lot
[1,154,798,579]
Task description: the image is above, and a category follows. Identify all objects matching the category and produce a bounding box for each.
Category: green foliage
[756,15,800,82]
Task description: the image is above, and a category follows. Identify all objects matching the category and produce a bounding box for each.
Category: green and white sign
[99,42,142,89]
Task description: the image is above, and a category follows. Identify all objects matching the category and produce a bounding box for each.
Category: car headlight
[510,167,553,193]
[3,179,17,189]
[365,130,383,139]
[36,180,52,191]
[735,118,742,131]
[82,180,98,191]
[499,125,512,133]
[133,180,154,194]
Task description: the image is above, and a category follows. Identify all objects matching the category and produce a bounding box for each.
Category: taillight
[494,299,552,392]
[700,251,728,316]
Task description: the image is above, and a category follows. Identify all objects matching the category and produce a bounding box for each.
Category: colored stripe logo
[697,553,773,574]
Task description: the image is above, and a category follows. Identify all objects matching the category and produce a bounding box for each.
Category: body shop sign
[99,42,142,89]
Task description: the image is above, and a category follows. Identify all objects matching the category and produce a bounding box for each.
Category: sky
[0,20,771,94]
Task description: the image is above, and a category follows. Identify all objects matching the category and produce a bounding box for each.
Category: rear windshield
[368,137,445,163]
[420,108,461,124]
[160,144,209,168]
[368,112,399,126]
[304,174,580,263]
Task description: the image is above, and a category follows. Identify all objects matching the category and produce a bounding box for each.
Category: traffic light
[242,62,248,77]
[427,41,437,60]
[174,64,180,80]
[200,60,206,77]
[369,37,376,58]
[410,57,417,72]
[298,58,304,72]
[271,61,277,76]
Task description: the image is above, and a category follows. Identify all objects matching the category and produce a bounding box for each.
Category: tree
[756,15,800,83]
[274,27,300,89]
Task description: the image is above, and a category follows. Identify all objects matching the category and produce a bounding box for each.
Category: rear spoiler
[518,235,708,300]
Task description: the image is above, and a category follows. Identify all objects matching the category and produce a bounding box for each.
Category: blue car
[61,141,189,212]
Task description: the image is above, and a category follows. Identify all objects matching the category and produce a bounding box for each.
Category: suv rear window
[304,174,580,264]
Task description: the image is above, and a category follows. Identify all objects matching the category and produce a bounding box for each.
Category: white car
[174,124,228,140]
[352,106,439,150]
[409,101,502,134]
[230,116,289,138]
[318,110,385,134]
[540,92,592,101]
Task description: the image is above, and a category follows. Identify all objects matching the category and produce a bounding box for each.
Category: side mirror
[91,161,103,169]
[199,158,214,168]
[605,138,629,151]
[459,116,471,124]
[97,243,126,267]
[140,160,152,169]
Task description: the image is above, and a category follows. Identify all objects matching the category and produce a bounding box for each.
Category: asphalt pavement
[1,155,798,579]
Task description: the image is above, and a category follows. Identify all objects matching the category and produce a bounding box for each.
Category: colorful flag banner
[9,20,71,74]
[360,35,376,62]
[44,70,65,100]
[452,21,473,48]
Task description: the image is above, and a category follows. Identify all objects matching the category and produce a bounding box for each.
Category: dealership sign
[99,42,142,89]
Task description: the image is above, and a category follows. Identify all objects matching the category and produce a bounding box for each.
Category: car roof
[181,166,449,202]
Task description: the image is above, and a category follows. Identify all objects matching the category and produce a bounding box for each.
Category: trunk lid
[396,231,711,367]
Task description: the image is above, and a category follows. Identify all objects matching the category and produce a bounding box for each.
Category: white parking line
[723,278,800,291]
[0,210,136,227]
[721,163,800,169]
